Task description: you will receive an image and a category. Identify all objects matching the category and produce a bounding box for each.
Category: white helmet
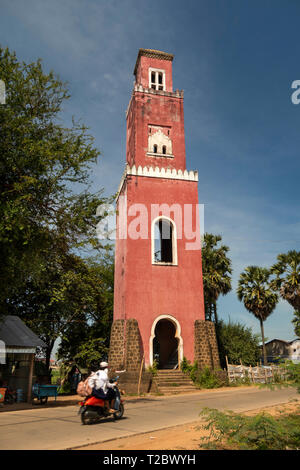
[100,361,108,368]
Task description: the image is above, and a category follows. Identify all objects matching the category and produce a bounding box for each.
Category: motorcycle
[78,377,125,425]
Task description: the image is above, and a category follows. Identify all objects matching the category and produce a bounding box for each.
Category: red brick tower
[109,49,220,372]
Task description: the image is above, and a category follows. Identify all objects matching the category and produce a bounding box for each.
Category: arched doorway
[149,315,183,369]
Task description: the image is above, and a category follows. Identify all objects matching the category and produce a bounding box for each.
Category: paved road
[0,386,298,450]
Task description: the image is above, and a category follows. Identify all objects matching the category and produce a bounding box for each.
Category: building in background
[0,315,46,402]
[264,338,300,363]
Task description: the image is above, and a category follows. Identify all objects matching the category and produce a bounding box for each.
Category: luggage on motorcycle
[76,379,92,397]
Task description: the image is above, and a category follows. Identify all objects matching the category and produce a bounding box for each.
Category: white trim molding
[127,164,198,181]
[116,164,198,201]
[149,315,183,367]
[146,152,174,159]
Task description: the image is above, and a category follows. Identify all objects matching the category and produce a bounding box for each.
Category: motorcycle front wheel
[113,403,124,420]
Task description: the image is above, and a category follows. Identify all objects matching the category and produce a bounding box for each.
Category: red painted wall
[126,91,186,171]
[135,55,173,92]
[114,176,205,365]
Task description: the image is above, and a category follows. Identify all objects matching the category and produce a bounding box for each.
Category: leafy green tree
[57,253,114,366]
[270,251,300,337]
[202,234,232,324]
[216,320,261,368]
[270,251,300,310]
[237,266,279,365]
[292,311,300,338]
[6,252,114,370]
[0,46,116,374]
[73,338,109,370]
[0,46,109,311]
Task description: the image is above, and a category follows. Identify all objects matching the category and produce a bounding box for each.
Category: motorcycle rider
[88,361,117,414]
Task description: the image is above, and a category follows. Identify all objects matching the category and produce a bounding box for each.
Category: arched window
[162,145,166,155]
[152,217,177,264]
[153,144,158,153]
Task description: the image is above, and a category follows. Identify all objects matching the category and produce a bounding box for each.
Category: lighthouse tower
[109,49,220,373]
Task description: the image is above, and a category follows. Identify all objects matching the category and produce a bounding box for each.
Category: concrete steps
[154,370,197,395]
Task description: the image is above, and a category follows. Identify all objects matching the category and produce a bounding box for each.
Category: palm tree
[292,311,300,338]
[237,266,278,365]
[202,233,232,324]
[270,250,300,311]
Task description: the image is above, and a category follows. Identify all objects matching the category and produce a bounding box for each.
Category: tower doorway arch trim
[149,315,183,367]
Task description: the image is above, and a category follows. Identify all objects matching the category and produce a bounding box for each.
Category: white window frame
[151,216,178,266]
[149,68,166,91]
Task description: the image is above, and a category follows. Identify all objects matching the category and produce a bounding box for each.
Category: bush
[284,360,300,392]
[196,362,300,449]
[147,359,158,376]
[199,406,300,450]
[181,358,227,389]
[181,356,192,373]
[193,367,226,389]
[216,320,261,368]
[181,357,198,380]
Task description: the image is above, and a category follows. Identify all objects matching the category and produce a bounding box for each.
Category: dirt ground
[79,399,300,450]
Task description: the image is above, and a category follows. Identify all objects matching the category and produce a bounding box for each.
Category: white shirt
[88,368,114,393]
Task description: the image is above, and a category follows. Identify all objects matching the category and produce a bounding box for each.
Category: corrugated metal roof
[265,338,300,346]
[0,316,46,348]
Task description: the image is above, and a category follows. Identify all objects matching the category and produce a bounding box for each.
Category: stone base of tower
[109,318,220,373]
[108,318,143,372]
[108,318,158,394]
[194,320,221,370]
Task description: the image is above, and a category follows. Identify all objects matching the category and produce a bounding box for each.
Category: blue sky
[1,0,300,342]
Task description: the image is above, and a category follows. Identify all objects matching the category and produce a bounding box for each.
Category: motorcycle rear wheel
[81,409,96,425]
